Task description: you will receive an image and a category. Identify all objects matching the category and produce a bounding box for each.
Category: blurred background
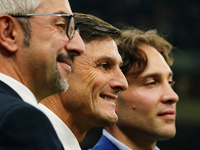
[70,0,200,149]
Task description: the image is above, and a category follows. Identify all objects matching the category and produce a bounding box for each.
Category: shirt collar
[103,129,160,150]
[103,129,132,150]
[0,73,38,107]
[38,104,81,150]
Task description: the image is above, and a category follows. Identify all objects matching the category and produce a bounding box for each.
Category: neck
[0,64,42,102]
[41,95,89,142]
[105,125,157,150]
[64,117,88,142]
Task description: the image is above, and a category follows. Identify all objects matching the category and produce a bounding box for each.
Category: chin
[158,131,176,140]
[100,120,117,127]
[104,115,118,126]
[95,115,118,127]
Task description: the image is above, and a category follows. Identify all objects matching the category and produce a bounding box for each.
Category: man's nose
[65,31,85,56]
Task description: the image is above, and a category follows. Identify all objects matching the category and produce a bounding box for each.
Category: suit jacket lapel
[0,81,22,99]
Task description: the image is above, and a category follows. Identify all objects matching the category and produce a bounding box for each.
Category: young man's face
[117,44,179,141]
[19,0,85,100]
[60,38,128,127]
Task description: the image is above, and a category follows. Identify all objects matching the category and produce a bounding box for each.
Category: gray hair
[0,0,43,46]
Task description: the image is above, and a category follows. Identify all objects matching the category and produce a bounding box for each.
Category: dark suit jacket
[89,135,119,150]
[0,81,64,150]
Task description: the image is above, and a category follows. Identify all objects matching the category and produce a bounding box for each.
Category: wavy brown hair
[117,27,173,77]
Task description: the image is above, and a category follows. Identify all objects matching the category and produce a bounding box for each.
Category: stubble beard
[53,67,69,93]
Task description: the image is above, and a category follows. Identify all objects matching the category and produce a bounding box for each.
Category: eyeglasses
[10,13,76,40]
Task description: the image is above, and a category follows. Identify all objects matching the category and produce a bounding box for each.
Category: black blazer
[0,81,64,150]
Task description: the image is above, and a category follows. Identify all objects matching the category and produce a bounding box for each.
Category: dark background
[70,0,200,149]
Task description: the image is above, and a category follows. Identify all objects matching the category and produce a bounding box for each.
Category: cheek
[119,89,155,113]
[82,71,108,92]
[64,78,92,111]
[74,62,97,83]
[119,89,139,106]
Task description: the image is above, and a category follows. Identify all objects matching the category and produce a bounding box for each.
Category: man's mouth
[158,110,176,120]
[100,95,117,103]
[57,54,73,71]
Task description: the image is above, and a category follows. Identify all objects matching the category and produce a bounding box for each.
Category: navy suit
[89,135,119,150]
[0,81,64,150]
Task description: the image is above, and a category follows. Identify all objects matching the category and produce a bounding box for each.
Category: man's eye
[56,23,67,29]
[169,80,175,87]
[98,63,109,70]
[145,82,156,86]
[100,63,107,68]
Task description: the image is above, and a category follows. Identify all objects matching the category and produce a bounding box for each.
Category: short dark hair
[74,12,121,42]
[117,27,173,77]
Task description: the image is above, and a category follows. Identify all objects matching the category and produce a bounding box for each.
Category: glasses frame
[10,13,75,40]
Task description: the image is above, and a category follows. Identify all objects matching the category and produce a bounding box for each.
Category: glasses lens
[67,16,75,39]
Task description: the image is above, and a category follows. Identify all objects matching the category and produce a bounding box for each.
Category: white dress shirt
[0,73,38,107]
[38,104,81,150]
[103,129,160,150]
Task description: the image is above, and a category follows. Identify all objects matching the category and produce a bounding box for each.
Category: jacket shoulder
[0,94,63,150]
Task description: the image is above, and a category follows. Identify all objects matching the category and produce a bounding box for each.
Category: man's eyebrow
[96,55,123,65]
[96,55,114,62]
[141,72,174,79]
[51,11,72,21]
[54,11,72,15]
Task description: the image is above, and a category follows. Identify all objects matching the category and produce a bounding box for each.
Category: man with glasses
[0,0,84,150]
[40,12,128,150]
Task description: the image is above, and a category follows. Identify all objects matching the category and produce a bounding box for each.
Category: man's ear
[0,15,18,52]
